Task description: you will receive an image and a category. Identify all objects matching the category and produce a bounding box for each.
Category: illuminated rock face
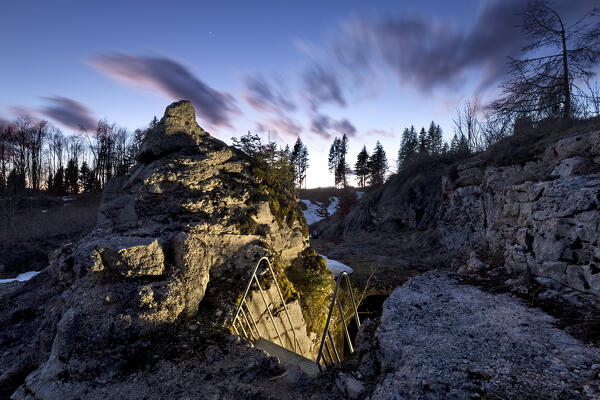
[6,100,314,398]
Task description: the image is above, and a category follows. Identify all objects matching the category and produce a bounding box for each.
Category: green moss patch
[287,248,335,335]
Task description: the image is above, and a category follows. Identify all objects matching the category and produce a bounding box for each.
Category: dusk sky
[1,0,595,187]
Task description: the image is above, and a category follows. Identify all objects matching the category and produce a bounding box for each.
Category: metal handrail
[231,257,303,355]
[315,271,361,371]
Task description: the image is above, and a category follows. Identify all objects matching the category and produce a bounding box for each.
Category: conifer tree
[397,126,418,170]
[290,138,309,189]
[418,127,429,154]
[328,134,349,188]
[368,141,388,187]
[65,158,79,194]
[355,145,369,188]
[54,166,65,195]
[427,121,443,155]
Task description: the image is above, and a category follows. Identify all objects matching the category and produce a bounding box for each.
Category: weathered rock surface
[440,130,600,295]
[1,100,320,399]
[369,271,600,399]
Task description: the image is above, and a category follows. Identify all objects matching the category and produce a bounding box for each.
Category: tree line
[0,116,156,196]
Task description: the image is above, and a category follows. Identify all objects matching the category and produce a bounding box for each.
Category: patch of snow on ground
[299,197,339,226]
[321,255,353,276]
[0,270,40,284]
[300,200,322,225]
[327,197,338,215]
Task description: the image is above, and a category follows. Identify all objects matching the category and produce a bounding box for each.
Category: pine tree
[54,166,65,195]
[418,127,429,154]
[290,138,309,189]
[149,116,159,129]
[290,138,302,188]
[368,141,388,187]
[397,126,418,170]
[427,121,443,155]
[79,161,95,193]
[299,145,309,189]
[355,146,369,188]
[127,128,146,164]
[65,158,79,194]
[450,133,469,155]
[328,135,349,188]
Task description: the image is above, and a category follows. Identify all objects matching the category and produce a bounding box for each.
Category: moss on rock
[288,248,335,335]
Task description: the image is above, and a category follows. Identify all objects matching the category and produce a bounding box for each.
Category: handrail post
[344,273,361,328]
[336,295,354,354]
[316,272,344,369]
[316,270,362,370]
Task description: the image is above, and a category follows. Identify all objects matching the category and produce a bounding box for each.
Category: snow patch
[0,270,40,284]
[299,197,339,226]
[326,197,338,215]
[321,255,353,276]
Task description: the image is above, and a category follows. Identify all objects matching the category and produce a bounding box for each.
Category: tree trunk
[560,20,571,119]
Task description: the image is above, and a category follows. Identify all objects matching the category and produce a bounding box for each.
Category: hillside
[314,120,600,343]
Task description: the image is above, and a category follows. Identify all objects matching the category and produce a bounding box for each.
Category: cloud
[254,115,303,141]
[91,53,239,127]
[39,96,97,131]
[242,74,296,113]
[310,114,356,139]
[331,0,597,94]
[302,64,347,110]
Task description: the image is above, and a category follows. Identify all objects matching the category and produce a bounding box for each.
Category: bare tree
[492,1,600,120]
[30,120,48,191]
[453,99,482,152]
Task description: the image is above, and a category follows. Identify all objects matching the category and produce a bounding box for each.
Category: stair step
[254,338,320,378]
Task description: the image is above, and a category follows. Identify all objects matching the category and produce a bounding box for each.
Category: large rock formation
[1,101,324,399]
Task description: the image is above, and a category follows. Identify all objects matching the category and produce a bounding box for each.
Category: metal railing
[316,271,361,371]
[231,257,303,355]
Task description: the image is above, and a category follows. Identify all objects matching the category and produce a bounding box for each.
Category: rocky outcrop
[440,130,600,295]
[1,100,322,399]
[362,271,600,399]
[321,126,600,298]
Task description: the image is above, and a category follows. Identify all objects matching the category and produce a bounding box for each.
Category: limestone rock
[370,271,600,399]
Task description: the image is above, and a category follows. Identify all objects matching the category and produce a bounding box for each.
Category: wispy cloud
[242,74,296,114]
[302,64,347,110]
[310,113,356,139]
[91,53,239,127]
[331,0,597,94]
[39,96,97,131]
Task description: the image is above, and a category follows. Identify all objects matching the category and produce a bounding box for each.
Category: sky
[1,0,597,188]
